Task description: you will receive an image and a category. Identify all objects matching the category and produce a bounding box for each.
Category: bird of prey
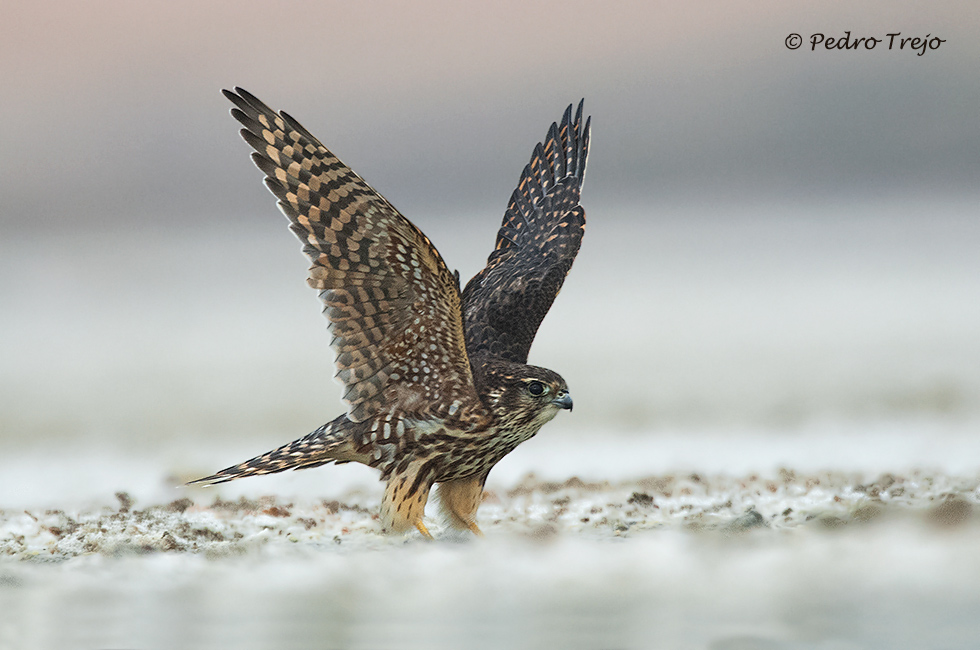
[192,88,590,538]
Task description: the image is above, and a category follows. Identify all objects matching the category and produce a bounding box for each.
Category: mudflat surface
[3,468,978,559]
[2,448,980,650]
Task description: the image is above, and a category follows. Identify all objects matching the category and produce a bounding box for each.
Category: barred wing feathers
[226,88,486,426]
[462,100,590,364]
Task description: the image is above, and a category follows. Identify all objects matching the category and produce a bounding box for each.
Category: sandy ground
[3,466,980,560]
[3,426,980,650]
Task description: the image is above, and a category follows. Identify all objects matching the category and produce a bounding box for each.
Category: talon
[414,519,434,540]
[467,521,484,537]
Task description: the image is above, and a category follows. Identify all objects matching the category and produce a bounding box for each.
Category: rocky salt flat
[2,469,978,560]
[3,423,980,649]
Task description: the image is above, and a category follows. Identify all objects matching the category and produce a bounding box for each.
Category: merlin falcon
[192,88,590,538]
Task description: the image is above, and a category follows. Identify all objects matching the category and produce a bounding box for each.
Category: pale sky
[2,0,978,233]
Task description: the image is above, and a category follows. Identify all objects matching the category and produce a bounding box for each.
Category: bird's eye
[527,381,545,396]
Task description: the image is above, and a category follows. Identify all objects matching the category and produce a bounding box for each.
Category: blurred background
[1,0,979,490]
[3,3,980,648]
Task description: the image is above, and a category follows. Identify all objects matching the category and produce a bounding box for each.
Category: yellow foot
[467,521,484,537]
[414,519,434,540]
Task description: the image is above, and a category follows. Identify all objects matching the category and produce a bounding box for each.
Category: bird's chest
[421,421,545,482]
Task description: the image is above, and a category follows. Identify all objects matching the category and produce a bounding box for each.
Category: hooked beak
[552,391,573,411]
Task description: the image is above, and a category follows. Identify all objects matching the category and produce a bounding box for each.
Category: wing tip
[501,99,591,219]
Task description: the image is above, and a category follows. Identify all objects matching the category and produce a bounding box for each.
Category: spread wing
[226,88,486,425]
[461,100,590,364]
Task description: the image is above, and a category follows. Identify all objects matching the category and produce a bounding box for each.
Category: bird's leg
[380,462,433,538]
[435,473,488,536]
[414,519,434,540]
[465,520,484,537]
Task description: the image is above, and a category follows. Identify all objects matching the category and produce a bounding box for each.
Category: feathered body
[192,89,590,537]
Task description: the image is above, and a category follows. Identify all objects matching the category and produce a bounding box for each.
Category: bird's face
[518,375,573,414]
[481,361,573,431]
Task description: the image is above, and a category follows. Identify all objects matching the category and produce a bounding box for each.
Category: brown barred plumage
[190,89,589,538]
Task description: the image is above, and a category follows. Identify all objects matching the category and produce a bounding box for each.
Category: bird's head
[474,358,573,432]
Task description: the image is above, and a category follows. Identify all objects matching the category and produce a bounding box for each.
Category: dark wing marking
[461,100,590,364]
[226,88,486,425]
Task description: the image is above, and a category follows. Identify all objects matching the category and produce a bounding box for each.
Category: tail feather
[188,417,359,486]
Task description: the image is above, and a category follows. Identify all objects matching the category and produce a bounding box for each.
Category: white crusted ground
[2,469,980,650]
[3,423,980,650]
[2,469,978,560]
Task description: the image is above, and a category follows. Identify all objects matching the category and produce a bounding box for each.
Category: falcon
[191,88,590,538]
